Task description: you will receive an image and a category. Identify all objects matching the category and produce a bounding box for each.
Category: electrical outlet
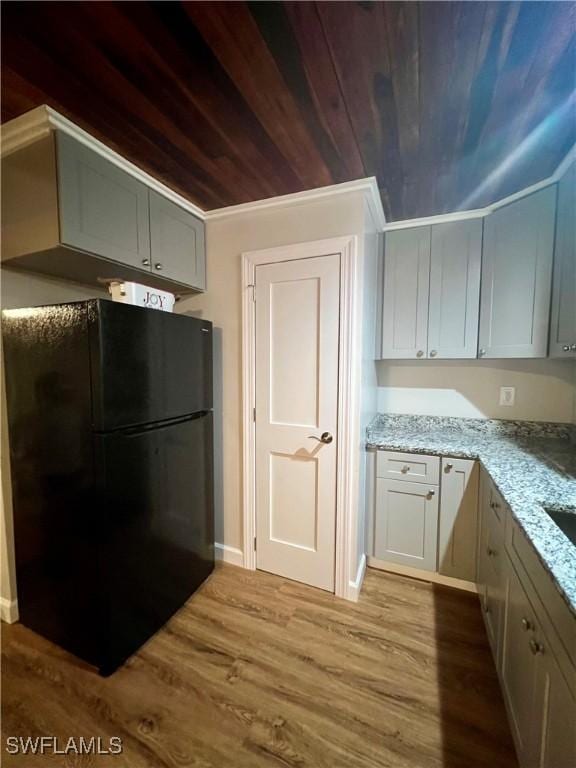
[499,386,516,407]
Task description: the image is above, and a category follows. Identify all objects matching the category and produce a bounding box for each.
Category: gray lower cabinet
[532,633,576,768]
[428,219,482,359]
[437,457,478,581]
[57,131,151,270]
[500,553,541,766]
[380,227,431,359]
[476,470,576,768]
[479,186,556,358]
[149,191,206,290]
[501,552,576,768]
[374,478,439,571]
[549,163,576,357]
[476,472,505,660]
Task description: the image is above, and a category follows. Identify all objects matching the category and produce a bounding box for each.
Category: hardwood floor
[2,565,517,767]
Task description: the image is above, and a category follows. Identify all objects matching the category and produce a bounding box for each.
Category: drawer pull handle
[401,465,410,473]
[521,617,533,632]
[529,639,544,656]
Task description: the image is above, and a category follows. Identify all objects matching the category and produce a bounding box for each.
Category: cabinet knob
[563,345,571,352]
[571,344,576,352]
[401,465,411,473]
[142,258,150,267]
[429,349,437,357]
[486,547,497,557]
[521,617,533,632]
[529,639,544,656]
[154,263,163,271]
[445,462,453,471]
[427,489,435,498]
[416,350,424,358]
[479,349,486,357]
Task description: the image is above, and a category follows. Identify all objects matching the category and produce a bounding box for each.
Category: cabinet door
[501,556,540,767]
[374,478,438,571]
[380,227,430,359]
[149,191,206,290]
[479,186,556,358]
[428,220,482,358]
[56,131,151,269]
[534,643,576,768]
[549,164,576,357]
[438,458,478,581]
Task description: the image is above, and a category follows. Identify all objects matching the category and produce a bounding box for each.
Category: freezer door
[89,300,212,431]
[94,412,214,674]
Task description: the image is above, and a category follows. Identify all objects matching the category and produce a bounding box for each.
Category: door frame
[241,236,359,600]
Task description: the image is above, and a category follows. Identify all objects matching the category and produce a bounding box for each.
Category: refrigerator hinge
[254,536,257,551]
[253,406,256,422]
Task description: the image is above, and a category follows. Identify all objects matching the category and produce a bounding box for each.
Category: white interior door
[255,254,340,591]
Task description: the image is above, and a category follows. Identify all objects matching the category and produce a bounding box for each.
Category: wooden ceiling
[2,1,574,221]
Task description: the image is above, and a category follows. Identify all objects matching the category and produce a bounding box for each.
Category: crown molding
[205,175,387,229]
[2,105,573,234]
[383,143,575,231]
[0,105,206,219]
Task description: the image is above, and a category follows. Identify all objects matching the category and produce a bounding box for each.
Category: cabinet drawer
[376,450,440,485]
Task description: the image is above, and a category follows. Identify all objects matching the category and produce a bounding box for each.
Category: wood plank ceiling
[2,1,575,221]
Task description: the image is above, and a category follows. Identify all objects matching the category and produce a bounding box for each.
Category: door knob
[308,431,333,444]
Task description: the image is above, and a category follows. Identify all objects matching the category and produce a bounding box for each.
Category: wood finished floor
[2,565,518,768]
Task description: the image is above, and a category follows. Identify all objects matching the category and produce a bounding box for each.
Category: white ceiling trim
[1,105,573,232]
[383,144,576,231]
[205,175,387,228]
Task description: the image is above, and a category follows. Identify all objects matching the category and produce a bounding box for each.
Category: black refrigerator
[2,299,215,675]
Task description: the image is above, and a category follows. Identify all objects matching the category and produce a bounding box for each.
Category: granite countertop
[366,414,576,617]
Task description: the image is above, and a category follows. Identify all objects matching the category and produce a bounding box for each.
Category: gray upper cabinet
[149,191,206,290]
[379,220,481,359]
[549,164,576,357]
[380,227,431,359]
[57,132,151,270]
[1,131,205,293]
[479,186,556,358]
[428,219,482,359]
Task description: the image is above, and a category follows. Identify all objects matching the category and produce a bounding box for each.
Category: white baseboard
[367,556,478,594]
[348,553,367,602]
[0,597,19,624]
[214,543,245,568]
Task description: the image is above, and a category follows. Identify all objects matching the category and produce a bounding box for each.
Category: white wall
[0,269,106,614]
[178,193,368,558]
[377,359,575,422]
[355,212,380,580]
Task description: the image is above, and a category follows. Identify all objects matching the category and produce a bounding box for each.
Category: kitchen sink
[545,508,576,547]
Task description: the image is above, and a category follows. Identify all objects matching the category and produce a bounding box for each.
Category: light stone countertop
[366,414,576,617]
